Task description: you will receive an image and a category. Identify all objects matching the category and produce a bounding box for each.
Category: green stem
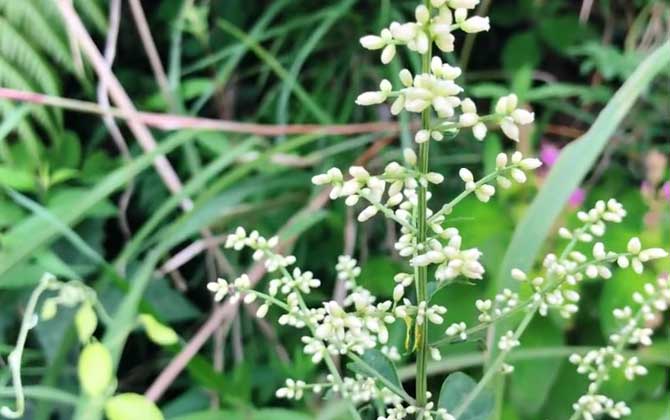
[453,306,536,418]
[1,273,55,419]
[415,3,433,411]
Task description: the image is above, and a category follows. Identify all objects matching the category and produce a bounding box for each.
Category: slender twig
[0,87,411,136]
[98,0,134,240]
[128,0,179,111]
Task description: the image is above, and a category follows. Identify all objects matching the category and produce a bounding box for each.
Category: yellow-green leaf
[138,314,178,346]
[104,393,164,420]
[78,342,112,397]
[75,302,98,343]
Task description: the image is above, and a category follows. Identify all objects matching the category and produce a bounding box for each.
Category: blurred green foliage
[0,0,668,419]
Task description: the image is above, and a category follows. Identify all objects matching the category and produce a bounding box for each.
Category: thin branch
[98,0,134,239]
[0,87,408,136]
[128,0,179,110]
[55,0,189,207]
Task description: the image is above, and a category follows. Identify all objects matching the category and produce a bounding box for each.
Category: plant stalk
[415,1,433,411]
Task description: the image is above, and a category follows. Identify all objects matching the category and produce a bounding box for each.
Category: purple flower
[663,182,670,202]
[568,188,586,209]
[540,142,561,167]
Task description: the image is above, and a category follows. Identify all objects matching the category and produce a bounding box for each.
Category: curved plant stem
[1,273,54,419]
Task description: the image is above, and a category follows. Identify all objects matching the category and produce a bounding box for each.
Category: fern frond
[0,17,60,95]
[73,0,107,34]
[0,100,43,162]
[0,56,58,139]
[0,0,73,72]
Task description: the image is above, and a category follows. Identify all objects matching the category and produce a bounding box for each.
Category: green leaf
[139,314,179,346]
[509,318,563,416]
[0,165,34,191]
[502,32,540,72]
[628,401,670,420]
[348,349,406,400]
[538,15,594,52]
[438,372,494,420]
[105,393,164,420]
[78,342,112,397]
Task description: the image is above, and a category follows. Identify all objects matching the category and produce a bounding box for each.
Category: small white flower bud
[358,206,378,222]
[500,118,519,141]
[360,35,386,50]
[404,148,417,166]
[415,129,431,144]
[459,168,474,183]
[454,8,467,23]
[511,109,534,125]
[461,98,476,113]
[399,69,413,87]
[519,158,542,170]
[381,44,396,64]
[379,79,392,93]
[461,16,490,33]
[511,268,527,281]
[495,153,508,169]
[355,91,386,106]
[627,237,641,254]
[426,172,445,184]
[256,304,269,318]
[415,5,430,24]
[459,113,478,127]
[510,168,527,183]
[496,176,512,189]
[393,284,404,301]
[472,122,487,140]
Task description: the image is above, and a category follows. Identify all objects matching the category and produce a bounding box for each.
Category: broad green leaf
[74,303,97,344]
[78,342,112,397]
[0,165,34,191]
[509,317,563,416]
[105,393,164,420]
[628,401,670,420]
[139,314,179,346]
[438,372,494,420]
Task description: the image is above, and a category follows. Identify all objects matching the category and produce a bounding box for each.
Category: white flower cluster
[336,255,362,292]
[558,199,627,242]
[357,3,534,143]
[457,152,542,204]
[381,398,456,420]
[312,153,429,225]
[509,200,667,320]
[225,227,296,272]
[359,1,487,65]
[569,276,670,420]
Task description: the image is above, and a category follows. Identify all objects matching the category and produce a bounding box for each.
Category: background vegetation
[0,0,668,419]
